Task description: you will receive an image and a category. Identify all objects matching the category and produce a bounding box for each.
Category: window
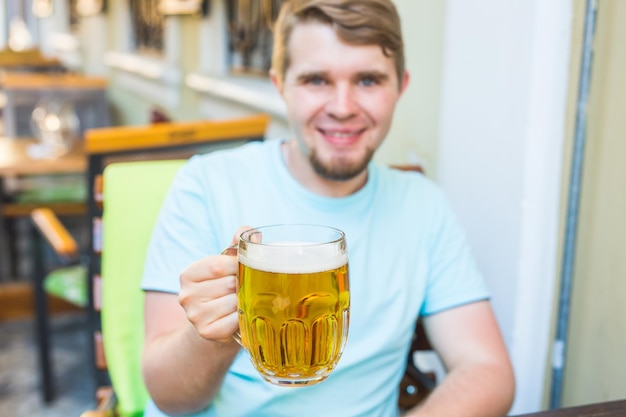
[186,0,288,123]
[104,0,182,109]
[129,0,165,56]
[226,0,284,76]
[68,0,80,29]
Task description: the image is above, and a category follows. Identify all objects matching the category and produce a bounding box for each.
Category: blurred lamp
[32,0,54,18]
[8,17,34,52]
[77,0,106,16]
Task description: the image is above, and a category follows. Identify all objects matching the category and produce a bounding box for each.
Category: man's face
[273,22,409,182]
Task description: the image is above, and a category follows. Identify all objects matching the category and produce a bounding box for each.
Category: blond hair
[272,0,405,88]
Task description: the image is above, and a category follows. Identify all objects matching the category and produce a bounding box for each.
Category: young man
[141,1,515,416]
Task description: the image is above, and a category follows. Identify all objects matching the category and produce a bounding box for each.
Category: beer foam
[239,242,348,274]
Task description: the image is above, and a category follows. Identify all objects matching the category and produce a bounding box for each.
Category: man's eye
[359,77,378,86]
[308,76,327,86]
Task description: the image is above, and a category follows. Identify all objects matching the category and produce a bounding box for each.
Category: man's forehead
[288,21,380,51]
[286,22,394,71]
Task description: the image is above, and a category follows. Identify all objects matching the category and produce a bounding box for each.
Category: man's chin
[307,146,375,180]
[309,156,371,182]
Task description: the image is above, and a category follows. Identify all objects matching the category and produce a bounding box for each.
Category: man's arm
[142,253,241,416]
[406,300,515,417]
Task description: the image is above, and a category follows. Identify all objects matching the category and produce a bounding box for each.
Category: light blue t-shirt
[141,139,489,417]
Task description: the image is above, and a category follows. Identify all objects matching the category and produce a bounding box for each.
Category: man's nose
[326,84,358,118]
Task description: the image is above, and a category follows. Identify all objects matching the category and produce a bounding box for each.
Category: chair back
[101,160,185,416]
[84,114,269,415]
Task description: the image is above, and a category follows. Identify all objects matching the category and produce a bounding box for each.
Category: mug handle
[221,244,238,257]
[221,245,243,347]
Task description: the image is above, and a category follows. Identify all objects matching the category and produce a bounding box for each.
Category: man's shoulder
[376,163,440,194]
[184,139,279,172]
[196,138,276,161]
[373,163,452,217]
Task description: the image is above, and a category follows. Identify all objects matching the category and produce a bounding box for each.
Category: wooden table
[512,399,626,416]
[0,47,64,71]
[0,137,86,290]
[0,138,86,216]
[0,137,86,176]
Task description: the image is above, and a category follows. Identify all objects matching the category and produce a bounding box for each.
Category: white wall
[437,0,574,414]
[0,4,6,48]
[377,1,446,173]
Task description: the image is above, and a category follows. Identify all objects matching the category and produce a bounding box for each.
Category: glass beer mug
[233,224,350,386]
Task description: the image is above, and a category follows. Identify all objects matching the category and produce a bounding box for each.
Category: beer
[237,240,350,386]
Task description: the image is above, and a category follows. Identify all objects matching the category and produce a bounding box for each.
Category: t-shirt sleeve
[141,157,221,294]
[419,191,490,316]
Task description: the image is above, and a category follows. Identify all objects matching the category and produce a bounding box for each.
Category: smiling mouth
[318,128,366,145]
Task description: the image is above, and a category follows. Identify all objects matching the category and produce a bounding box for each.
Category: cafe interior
[0,0,624,416]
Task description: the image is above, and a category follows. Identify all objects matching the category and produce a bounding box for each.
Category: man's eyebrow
[296,71,328,82]
[294,70,390,84]
[355,71,390,81]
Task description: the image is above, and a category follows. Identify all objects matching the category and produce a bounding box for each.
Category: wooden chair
[83,159,190,417]
[398,320,437,410]
[30,114,270,406]
[390,164,437,410]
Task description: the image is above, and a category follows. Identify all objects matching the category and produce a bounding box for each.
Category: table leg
[0,196,14,282]
[32,226,55,403]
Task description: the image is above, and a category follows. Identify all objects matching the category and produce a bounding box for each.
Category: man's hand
[178,225,250,343]
[178,254,239,343]
[142,226,251,415]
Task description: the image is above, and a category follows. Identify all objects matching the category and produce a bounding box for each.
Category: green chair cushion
[101,160,185,417]
[16,174,87,203]
[43,264,88,307]
[17,184,87,203]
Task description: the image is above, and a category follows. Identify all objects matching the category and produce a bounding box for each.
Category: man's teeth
[326,131,355,138]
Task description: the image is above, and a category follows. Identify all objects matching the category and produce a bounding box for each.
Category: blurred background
[0,0,624,416]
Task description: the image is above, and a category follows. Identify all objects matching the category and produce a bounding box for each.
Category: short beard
[309,147,375,181]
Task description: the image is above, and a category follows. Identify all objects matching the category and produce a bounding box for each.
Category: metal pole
[550,0,598,409]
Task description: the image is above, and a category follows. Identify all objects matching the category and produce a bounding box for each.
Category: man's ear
[399,70,410,95]
[269,69,283,93]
